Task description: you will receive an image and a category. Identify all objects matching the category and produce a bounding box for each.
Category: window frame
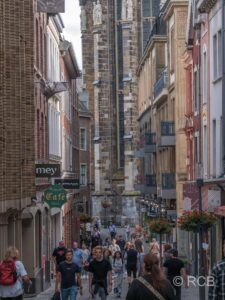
[80,164,87,186]
[80,127,87,151]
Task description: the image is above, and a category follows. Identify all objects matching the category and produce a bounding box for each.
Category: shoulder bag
[137,277,166,300]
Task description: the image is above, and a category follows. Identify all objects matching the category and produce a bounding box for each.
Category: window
[203,50,207,103]
[213,31,222,80]
[80,128,87,150]
[48,101,61,157]
[218,30,222,77]
[203,125,207,176]
[193,69,198,111]
[212,120,216,177]
[213,34,218,80]
[80,164,87,186]
[170,27,175,72]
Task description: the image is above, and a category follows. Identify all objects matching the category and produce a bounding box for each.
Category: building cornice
[164,0,189,21]
[137,36,167,76]
[197,0,217,13]
[137,105,152,122]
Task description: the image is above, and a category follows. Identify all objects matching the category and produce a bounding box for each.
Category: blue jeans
[61,286,78,300]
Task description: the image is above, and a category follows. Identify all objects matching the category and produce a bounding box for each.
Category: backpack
[0,260,17,286]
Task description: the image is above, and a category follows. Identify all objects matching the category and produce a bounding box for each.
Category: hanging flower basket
[178,210,217,233]
[149,219,172,234]
[79,213,92,223]
[101,201,111,209]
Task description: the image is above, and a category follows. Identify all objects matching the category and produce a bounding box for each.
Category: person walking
[72,241,83,270]
[81,243,90,279]
[126,244,138,287]
[117,235,126,256]
[55,249,82,300]
[103,249,113,267]
[125,223,131,241]
[113,251,123,298]
[91,227,102,249]
[163,244,172,263]
[52,241,67,268]
[126,253,176,300]
[88,246,112,300]
[208,243,225,299]
[108,222,117,240]
[149,238,160,257]
[136,244,145,277]
[0,246,32,300]
[109,239,121,257]
[163,249,188,300]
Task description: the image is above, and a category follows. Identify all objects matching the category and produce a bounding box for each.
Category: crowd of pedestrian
[2,220,225,300]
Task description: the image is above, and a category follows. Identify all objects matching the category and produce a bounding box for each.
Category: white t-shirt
[0,260,27,298]
[86,222,91,232]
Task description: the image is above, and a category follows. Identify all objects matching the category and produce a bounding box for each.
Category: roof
[60,40,81,78]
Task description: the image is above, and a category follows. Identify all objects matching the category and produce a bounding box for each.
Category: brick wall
[0,0,35,212]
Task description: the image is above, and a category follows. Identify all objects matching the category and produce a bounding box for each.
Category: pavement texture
[24,227,200,300]
[24,279,200,300]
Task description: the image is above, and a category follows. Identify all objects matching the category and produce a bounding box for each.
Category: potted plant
[178,210,217,232]
[79,213,92,223]
[101,200,111,209]
[149,218,172,234]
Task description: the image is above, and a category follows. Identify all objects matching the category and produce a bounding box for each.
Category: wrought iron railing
[145,132,156,145]
[162,173,175,189]
[154,68,168,99]
[146,174,157,187]
[161,121,175,136]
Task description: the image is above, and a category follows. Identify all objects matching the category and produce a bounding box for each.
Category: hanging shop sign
[44,184,67,208]
[36,164,61,178]
[55,179,80,189]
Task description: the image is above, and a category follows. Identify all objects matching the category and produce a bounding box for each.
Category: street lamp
[196,177,205,300]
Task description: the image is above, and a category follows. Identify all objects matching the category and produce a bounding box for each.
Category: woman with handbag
[126,253,176,300]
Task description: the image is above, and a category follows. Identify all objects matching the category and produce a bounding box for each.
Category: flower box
[149,219,172,234]
[178,210,217,232]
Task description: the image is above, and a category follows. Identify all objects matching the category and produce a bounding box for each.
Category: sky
[61,0,82,69]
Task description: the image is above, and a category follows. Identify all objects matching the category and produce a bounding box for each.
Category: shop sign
[55,179,80,189]
[36,164,60,178]
[44,184,67,208]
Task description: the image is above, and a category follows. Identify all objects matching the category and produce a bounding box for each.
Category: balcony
[153,68,168,106]
[161,173,176,199]
[145,174,157,194]
[144,133,156,153]
[159,121,175,147]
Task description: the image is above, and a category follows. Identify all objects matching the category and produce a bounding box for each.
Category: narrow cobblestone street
[25,228,200,300]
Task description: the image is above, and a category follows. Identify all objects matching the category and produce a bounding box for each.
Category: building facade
[79,0,143,225]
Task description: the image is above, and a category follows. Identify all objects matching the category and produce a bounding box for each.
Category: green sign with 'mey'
[44,184,67,208]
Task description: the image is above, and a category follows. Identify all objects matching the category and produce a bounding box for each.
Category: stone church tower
[79,0,159,224]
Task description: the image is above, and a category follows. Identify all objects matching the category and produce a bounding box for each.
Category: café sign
[44,184,67,208]
[36,164,60,178]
